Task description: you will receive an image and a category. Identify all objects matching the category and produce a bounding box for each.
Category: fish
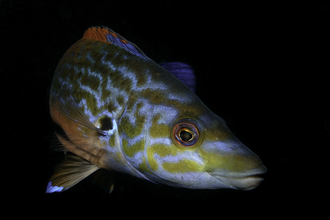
[46,26,267,193]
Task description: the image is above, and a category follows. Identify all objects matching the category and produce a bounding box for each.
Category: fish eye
[173,119,199,147]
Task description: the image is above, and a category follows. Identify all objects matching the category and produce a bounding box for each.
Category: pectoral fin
[46,153,99,193]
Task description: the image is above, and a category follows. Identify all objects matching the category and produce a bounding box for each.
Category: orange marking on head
[109,32,118,38]
[120,39,128,44]
[82,27,111,43]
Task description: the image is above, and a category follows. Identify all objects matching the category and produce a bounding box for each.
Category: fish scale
[46,26,267,193]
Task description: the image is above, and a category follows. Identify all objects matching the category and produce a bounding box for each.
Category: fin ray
[160,62,196,92]
[82,26,149,59]
[46,153,99,193]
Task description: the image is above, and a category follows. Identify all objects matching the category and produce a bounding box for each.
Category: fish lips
[209,165,268,190]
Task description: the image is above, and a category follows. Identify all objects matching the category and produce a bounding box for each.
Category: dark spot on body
[99,116,113,130]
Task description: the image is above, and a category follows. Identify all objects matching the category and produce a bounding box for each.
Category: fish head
[143,103,267,190]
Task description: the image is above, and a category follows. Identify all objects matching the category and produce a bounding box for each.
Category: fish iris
[173,119,199,147]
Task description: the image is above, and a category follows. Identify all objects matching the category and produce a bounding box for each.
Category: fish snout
[200,141,267,190]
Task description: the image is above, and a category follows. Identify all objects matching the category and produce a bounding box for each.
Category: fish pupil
[99,116,113,131]
[180,130,193,142]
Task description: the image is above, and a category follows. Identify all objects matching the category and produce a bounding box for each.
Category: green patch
[138,158,152,174]
[123,139,145,157]
[86,95,99,116]
[145,143,180,171]
[136,72,147,87]
[146,147,158,171]
[162,159,203,173]
[100,77,111,102]
[198,148,260,173]
[72,89,99,116]
[80,72,101,90]
[109,134,116,147]
[149,114,170,138]
[118,77,133,93]
[148,143,178,157]
[120,114,146,138]
[106,101,116,113]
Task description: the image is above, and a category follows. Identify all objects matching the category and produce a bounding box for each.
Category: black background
[1,0,328,218]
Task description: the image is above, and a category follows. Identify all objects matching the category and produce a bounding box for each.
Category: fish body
[46,27,266,193]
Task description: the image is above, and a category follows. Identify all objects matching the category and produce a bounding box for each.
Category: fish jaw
[145,166,266,190]
[207,165,267,190]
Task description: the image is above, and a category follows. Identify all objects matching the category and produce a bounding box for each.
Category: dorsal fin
[160,62,196,92]
[82,26,149,59]
[82,26,110,42]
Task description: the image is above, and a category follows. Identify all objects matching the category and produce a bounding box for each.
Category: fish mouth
[209,165,267,190]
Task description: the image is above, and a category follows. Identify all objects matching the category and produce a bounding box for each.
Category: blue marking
[160,62,196,92]
[46,181,64,193]
[105,31,148,59]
